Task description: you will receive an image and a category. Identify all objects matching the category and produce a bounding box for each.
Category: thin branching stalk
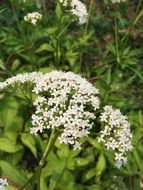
[49,155,70,190]
[19,167,41,190]
[37,129,58,189]
[115,16,120,64]
[56,35,60,69]
[58,22,71,38]
[10,0,20,29]
[19,129,58,190]
[41,0,47,15]
[121,0,143,44]
[79,0,94,72]
[55,3,63,68]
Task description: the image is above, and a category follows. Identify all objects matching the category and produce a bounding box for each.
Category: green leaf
[127,66,143,80]
[40,176,48,190]
[49,160,65,190]
[3,131,18,143]
[95,154,106,176]
[39,66,55,74]
[0,96,18,130]
[132,149,143,170]
[0,8,6,15]
[0,137,23,153]
[0,59,5,70]
[74,158,89,167]
[11,59,20,71]
[36,44,54,53]
[83,168,96,182]
[0,160,28,187]
[21,133,37,157]
[6,186,17,190]
[55,1,62,20]
[88,137,102,151]
[6,150,24,165]
[87,184,101,190]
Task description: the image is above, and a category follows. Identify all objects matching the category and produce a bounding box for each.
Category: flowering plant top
[59,0,88,24]
[0,71,132,168]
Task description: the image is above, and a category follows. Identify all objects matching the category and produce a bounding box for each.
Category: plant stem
[58,22,71,38]
[55,3,63,69]
[20,129,58,190]
[10,0,19,27]
[79,0,94,72]
[56,36,60,69]
[49,153,70,190]
[37,129,58,190]
[41,0,47,15]
[121,0,143,45]
[115,16,120,64]
[19,167,41,190]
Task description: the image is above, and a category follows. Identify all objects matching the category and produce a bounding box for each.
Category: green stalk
[121,0,143,44]
[41,0,47,15]
[19,129,58,190]
[37,129,58,190]
[115,16,120,64]
[79,0,94,72]
[49,153,70,190]
[133,9,143,26]
[10,0,20,29]
[19,167,41,190]
[58,22,71,38]
[39,129,58,167]
[55,2,63,69]
[56,35,60,69]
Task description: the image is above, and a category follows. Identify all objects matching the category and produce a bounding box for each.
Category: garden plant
[0,0,143,190]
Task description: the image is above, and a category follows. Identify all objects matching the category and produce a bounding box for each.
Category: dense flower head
[59,0,88,24]
[110,0,126,3]
[98,106,132,168]
[31,71,100,149]
[0,72,43,90]
[0,178,8,190]
[0,71,100,150]
[0,71,132,165]
[24,12,42,25]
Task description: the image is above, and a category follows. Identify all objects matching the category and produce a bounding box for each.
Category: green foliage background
[0,0,143,189]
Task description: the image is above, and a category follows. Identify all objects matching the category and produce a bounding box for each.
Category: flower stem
[56,36,60,69]
[115,16,120,64]
[10,0,20,29]
[19,129,58,190]
[41,0,47,15]
[79,0,94,72]
[37,129,58,189]
[121,0,143,45]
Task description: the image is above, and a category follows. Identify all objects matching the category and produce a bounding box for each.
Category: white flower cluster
[24,12,42,25]
[0,71,133,165]
[0,178,8,190]
[0,71,99,150]
[0,72,43,90]
[31,71,100,149]
[98,106,132,168]
[59,0,88,24]
[110,0,126,3]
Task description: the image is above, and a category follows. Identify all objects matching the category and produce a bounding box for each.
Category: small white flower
[24,12,42,25]
[98,105,132,168]
[110,0,126,3]
[59,0,88,24]
[0,178,8,190]
[0,72,43,90]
